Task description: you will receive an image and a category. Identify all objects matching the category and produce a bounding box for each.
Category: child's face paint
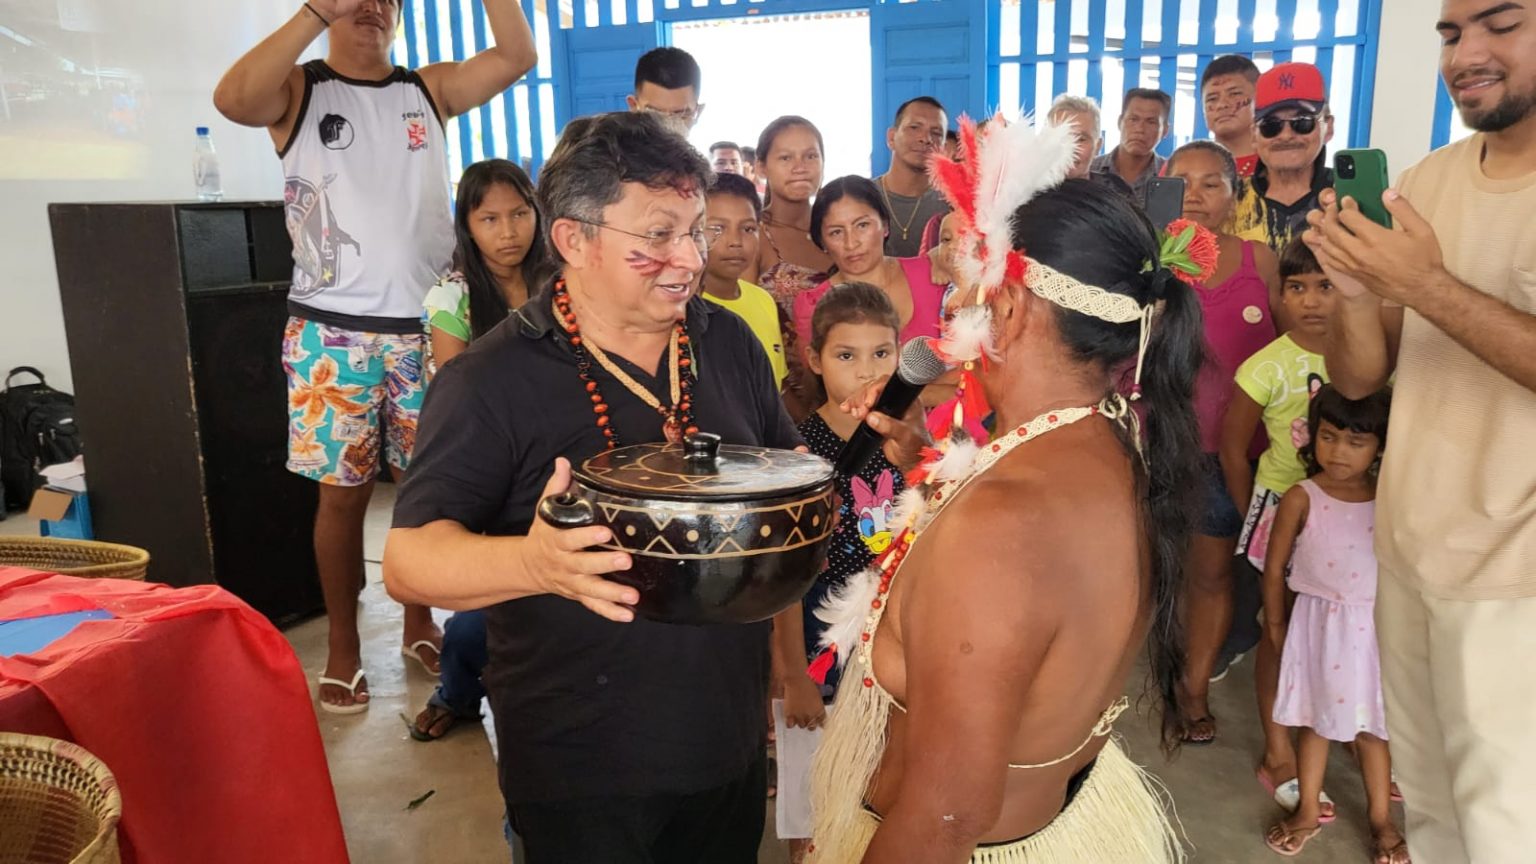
[626,249,667,277]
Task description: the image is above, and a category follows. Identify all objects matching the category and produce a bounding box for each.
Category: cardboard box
[29,487,93,540]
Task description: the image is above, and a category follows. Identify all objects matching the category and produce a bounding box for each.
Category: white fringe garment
[811,734,1185,864]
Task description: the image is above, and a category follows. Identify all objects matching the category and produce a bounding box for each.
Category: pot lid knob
[683,431,722,468]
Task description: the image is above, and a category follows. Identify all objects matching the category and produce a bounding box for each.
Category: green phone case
[1334,149,1393,229]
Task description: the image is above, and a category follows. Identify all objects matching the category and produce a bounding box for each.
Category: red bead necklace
[553,279,696,448]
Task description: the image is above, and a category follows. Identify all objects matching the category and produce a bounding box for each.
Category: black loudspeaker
[49,202,324,627]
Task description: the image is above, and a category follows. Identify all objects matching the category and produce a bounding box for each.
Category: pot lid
[577,432,834,502]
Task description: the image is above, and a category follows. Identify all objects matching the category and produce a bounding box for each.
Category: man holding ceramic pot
[384,112,931,863]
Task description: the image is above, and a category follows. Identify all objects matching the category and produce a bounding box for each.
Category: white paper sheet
[773,698,823,840]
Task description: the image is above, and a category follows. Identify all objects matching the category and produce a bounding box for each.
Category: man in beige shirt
[1307,2,1536,861]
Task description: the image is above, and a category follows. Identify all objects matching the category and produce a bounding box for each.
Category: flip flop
[1181,715,1217,745]
[1258,769,1337,823]
[317,668,370,715]
[1372,835,1411,864]
[402,639,442,677]
[1265,821,1323,857]
[410,702,479,742]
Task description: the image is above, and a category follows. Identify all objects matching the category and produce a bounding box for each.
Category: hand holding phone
[1333,149,1392,229]
[1143,177,1186,229]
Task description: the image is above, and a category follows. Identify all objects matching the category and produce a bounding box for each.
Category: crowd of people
[214,0,1536,861]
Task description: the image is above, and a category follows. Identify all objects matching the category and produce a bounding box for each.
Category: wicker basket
[0,538,148,582]
[0,734,121,864]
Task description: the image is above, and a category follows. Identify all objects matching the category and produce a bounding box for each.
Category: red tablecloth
[0,568,349,863]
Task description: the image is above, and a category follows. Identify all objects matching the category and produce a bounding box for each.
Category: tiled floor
[5,492,1398,862]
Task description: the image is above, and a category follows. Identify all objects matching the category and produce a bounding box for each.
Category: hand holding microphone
[834,337,947,476]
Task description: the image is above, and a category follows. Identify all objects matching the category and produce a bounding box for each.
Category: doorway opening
[672,10,873,180]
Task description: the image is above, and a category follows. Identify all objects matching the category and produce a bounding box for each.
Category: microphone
[833,337,949,476]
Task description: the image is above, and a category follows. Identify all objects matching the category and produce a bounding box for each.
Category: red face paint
[673,180,699,199]
[626,249,667,277]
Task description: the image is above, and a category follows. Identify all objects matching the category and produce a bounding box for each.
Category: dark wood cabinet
[49,201,323,627]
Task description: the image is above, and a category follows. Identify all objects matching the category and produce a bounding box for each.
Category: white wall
[0,1,316,393]
[1364,0,1445,178]
[0,1,1454,394]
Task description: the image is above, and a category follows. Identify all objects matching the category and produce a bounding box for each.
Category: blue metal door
[553,21,662,126]
[870,0,986,175]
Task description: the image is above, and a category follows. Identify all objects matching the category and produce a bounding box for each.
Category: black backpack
[0,367,83,511]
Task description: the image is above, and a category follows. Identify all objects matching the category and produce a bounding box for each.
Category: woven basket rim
[0,732,123,817]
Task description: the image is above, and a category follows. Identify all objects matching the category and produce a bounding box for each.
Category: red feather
[959,368,989,420]
[929,157,976,221]
[959,116,981,173]
[905,445,946,486]
[1004,250,1029,285]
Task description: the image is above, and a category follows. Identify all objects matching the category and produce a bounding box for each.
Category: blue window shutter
[869,0,986,178]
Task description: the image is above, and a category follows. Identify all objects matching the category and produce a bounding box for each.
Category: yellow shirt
[1379,134,1536,600]
[703,280,788,388]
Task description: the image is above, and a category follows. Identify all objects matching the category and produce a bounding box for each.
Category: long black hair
[452,159,550,341]
[1011,180,1204,754]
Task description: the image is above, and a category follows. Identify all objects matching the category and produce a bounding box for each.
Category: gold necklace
[878,177,925,243]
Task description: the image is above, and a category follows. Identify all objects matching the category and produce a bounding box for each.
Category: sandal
[1258,768,1336,823]
[1372,831,1411,864]
[1265,820,1322,857]
[402,639,442,677]
[410,702,476,742]
[1180,715,1217,745]
[317,668,370,715]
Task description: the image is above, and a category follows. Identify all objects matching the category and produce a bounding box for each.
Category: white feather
[890,487,927,536]
[929,434,981,484]
[814,567,878,666]
[971,115,1079,291]
[938,304,996,364]
[812,486,929,667]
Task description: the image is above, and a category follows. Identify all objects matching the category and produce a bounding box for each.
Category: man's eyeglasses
[574,219,713,254]
[1257,114,1321,139]
[639,104,700,125]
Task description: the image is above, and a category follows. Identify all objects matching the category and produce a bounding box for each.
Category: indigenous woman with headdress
[807,116,1208,863]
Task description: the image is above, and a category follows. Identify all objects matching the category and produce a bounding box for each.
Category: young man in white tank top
[215,0,535,714]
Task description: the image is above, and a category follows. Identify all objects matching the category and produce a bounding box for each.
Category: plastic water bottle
[193,127,224,202]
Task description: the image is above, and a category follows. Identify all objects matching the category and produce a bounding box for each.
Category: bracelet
[304,2,331,26]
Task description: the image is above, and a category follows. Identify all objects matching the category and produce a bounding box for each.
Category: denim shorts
[1199,453,1243,538]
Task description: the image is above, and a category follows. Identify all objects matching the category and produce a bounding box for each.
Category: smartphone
[1333,148,1392,229]
[1143,177,1186,230]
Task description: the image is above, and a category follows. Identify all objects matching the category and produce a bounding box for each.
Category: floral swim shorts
[282,317,426,486]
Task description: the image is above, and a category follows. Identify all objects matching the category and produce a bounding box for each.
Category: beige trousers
[1376,571,1536,864]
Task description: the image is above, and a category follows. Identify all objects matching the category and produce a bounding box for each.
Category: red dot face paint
[626,249,667,277]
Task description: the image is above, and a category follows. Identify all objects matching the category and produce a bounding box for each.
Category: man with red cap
[1233,62,1336,253]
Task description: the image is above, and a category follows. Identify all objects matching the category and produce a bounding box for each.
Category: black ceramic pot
[537,433,835,625]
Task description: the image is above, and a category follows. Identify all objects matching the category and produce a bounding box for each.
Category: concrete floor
[5,493,1398,863]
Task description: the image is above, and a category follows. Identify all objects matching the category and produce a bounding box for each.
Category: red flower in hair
[1160,218,1221,285]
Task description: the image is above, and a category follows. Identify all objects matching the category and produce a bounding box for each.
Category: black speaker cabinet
[48,201,323,627]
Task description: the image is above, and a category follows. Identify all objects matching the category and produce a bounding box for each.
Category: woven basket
[0,734,121,864]
[0,538,148,582]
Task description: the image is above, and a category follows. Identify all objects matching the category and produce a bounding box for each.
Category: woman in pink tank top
[1164,141,1282,746]
[790,176,946,351]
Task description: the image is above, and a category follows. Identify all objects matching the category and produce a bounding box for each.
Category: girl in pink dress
[1263,385,1406,863]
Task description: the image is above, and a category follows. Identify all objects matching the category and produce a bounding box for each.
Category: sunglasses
[1257,114,1321,139]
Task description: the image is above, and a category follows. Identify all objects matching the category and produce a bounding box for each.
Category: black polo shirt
[1246,157,1336,253]
[393,283,800,805]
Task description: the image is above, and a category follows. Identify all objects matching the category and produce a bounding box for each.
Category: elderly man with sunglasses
[1236,62,1337,254]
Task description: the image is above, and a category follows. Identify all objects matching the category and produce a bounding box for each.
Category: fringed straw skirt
[810,738,1184,864]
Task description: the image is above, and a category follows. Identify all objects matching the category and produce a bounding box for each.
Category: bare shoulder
[919,433,1135,595]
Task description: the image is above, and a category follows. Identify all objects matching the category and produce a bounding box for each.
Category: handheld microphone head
[898,337,949,387]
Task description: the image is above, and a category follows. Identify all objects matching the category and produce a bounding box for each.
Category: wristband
[304,2,331,26]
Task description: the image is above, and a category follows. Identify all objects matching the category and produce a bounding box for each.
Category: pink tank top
[1286,480,1378,606]
[1192,241,1275,452]
[792,257,946,350]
